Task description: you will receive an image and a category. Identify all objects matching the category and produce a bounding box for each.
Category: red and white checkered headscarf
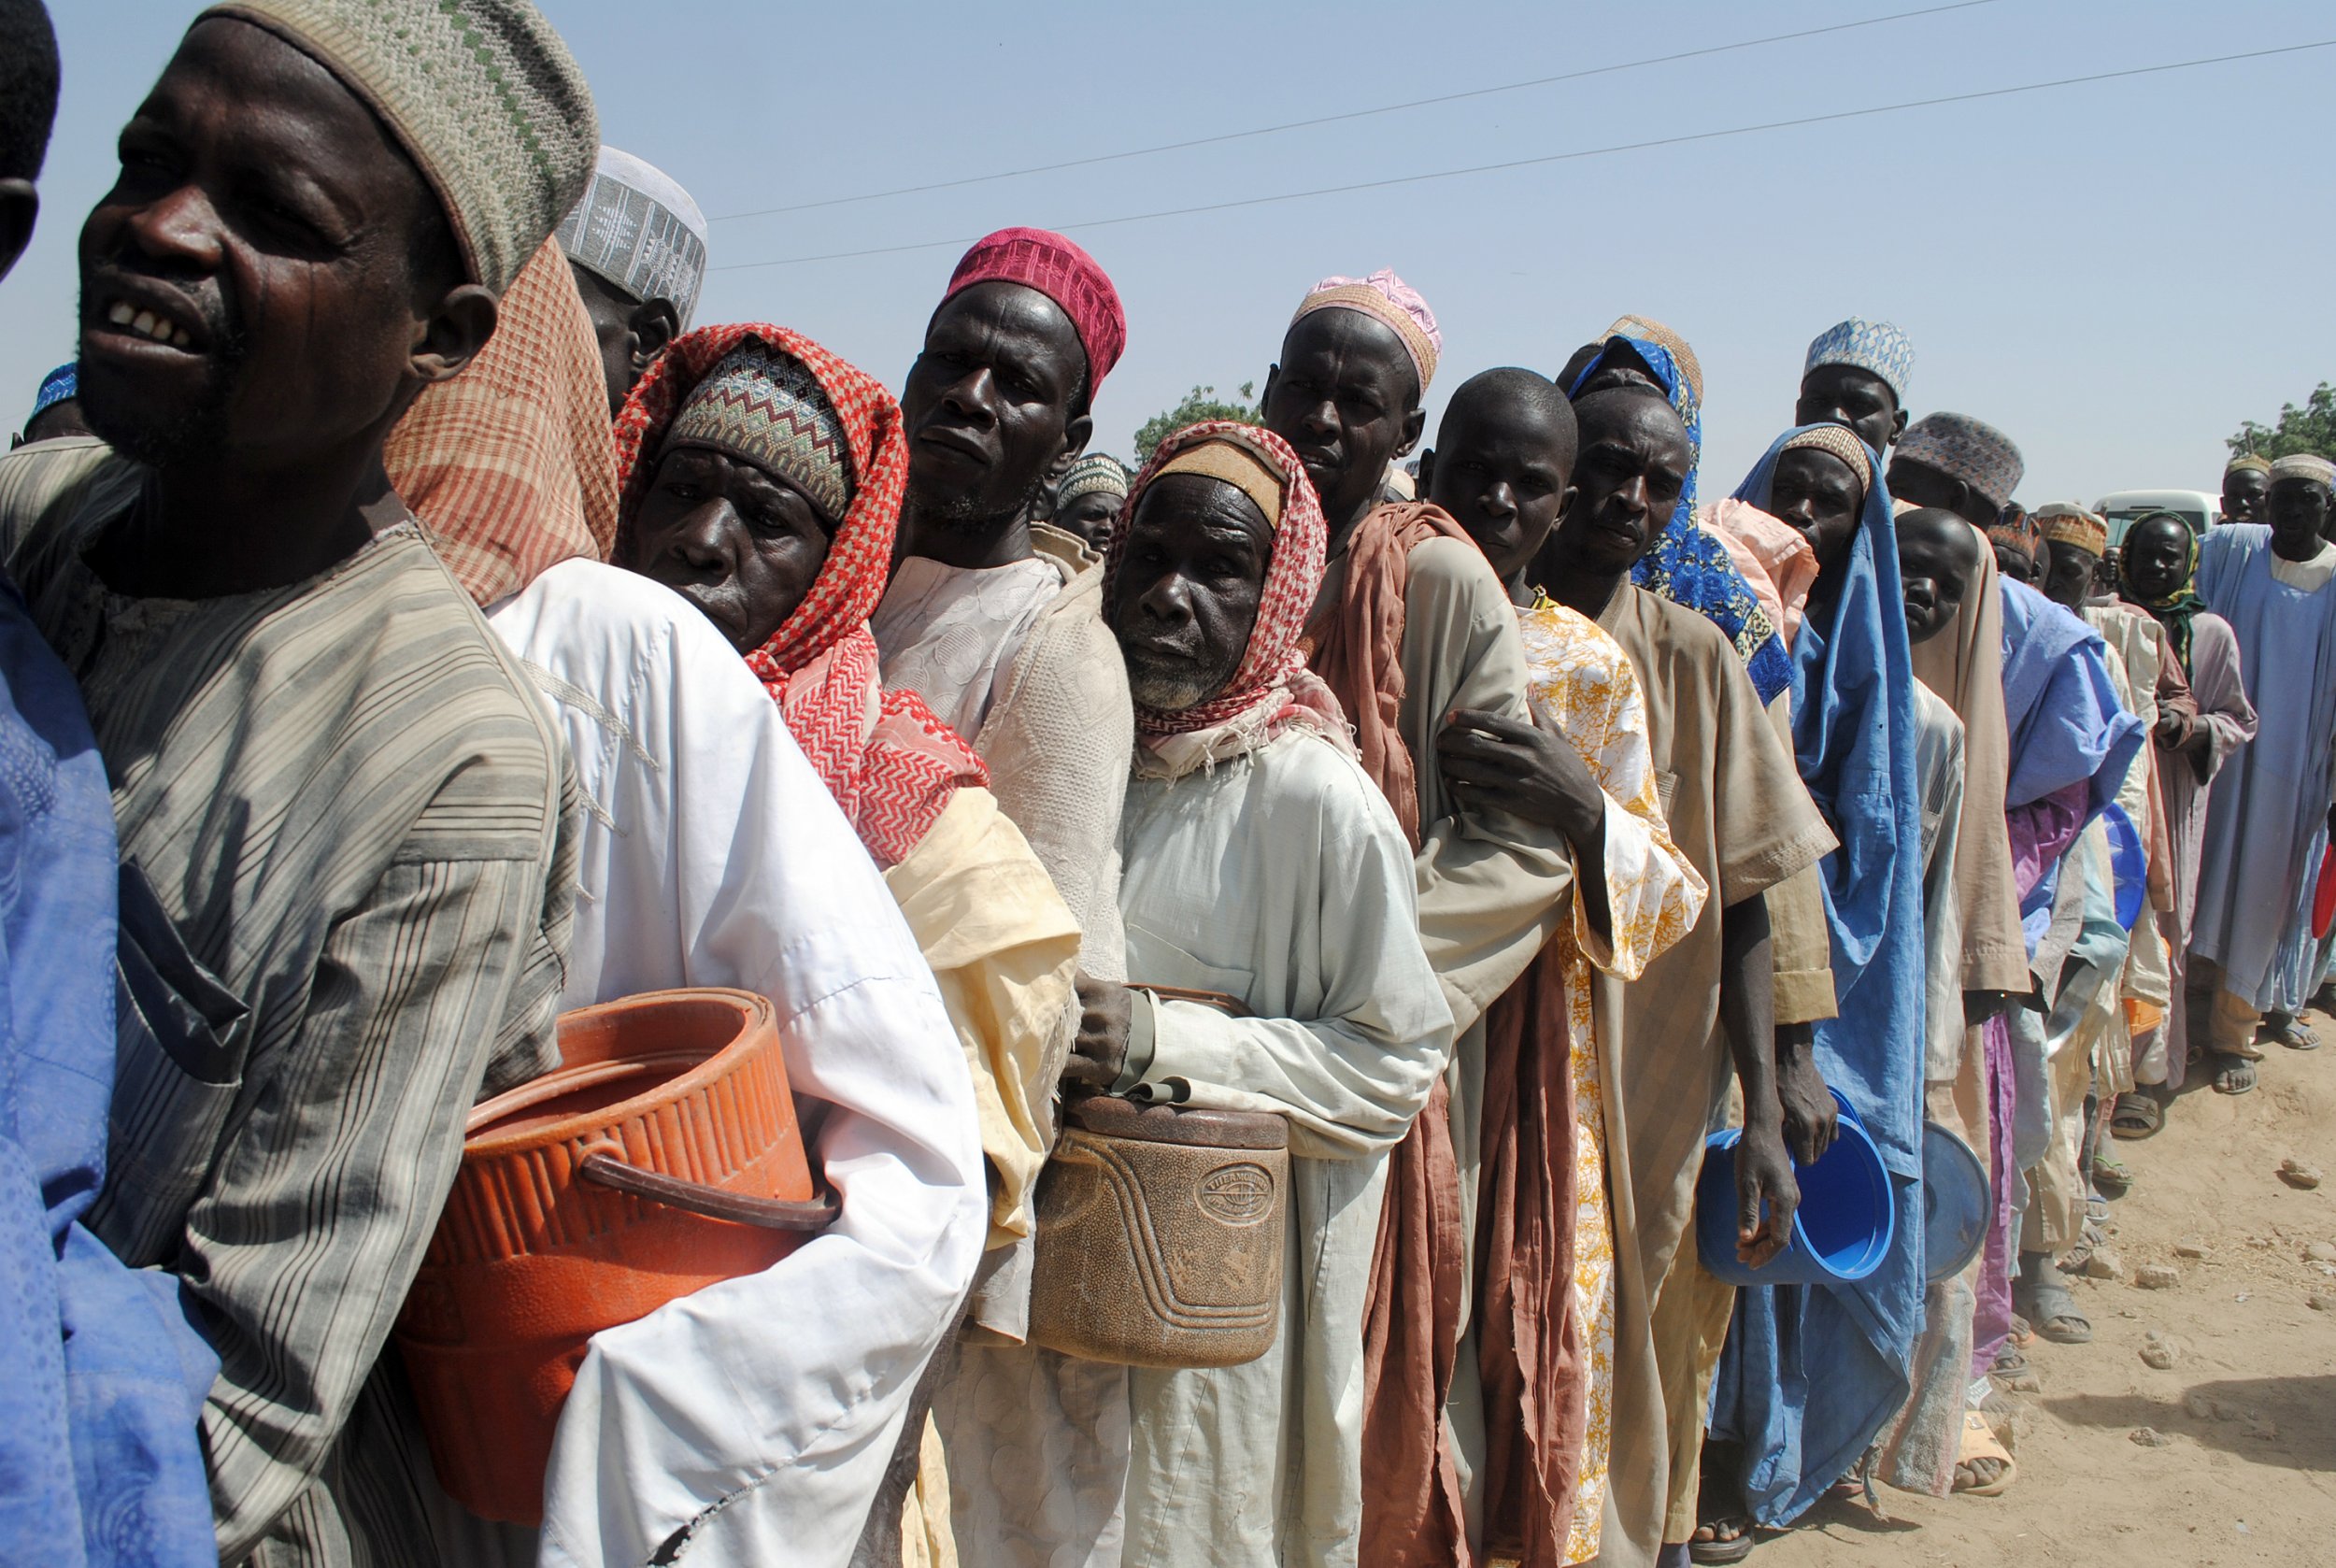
[616,322,987,868]
[1105,421,1350,757]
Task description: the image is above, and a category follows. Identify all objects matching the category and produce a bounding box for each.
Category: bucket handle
[577,1151,840,1232]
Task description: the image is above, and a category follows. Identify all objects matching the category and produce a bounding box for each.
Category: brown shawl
[1310,501,1479,1565]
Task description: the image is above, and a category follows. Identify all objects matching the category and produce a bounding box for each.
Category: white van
[2095,489,2220,547]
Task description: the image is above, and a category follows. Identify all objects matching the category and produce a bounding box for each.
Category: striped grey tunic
[0,446,576,1565]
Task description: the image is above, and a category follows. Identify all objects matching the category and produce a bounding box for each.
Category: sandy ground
[1753,1002,2336,1568]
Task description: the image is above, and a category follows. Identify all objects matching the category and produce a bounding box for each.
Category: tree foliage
[1133,382,1261,463]
[2229,381,2334,461]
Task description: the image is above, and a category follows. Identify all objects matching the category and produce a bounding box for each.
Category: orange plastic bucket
[394,989,833,1524]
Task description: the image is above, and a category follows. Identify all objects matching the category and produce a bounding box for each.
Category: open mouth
[98,297,195,349]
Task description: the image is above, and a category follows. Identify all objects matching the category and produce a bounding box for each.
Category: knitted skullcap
[200,0,597,296]
[2272,453,2336,490]
[1987,503,2041,564]
[662,343,853,521]
[557,146,709,327]
[30,363,75,420]
[1896,412,2024,513]
[1293,269,1443,395]
[1602,313,1702,406]
[1155,437,1285,529]
[1803,318,1915,406]
[1780,423,1873,493]
[2226,452,2272,478]
[1057,452,1131,506]
[944,227,1127,392]
[2035,502,2108,559]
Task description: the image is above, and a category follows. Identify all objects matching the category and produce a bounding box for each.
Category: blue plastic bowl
[1695,1089,1895,1288]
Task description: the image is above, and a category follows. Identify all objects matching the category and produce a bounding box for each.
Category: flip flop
[2109,1090,2162,1141]
[2213,1054,2259,1096]
[2016,1272,2092,1345]
[1952,1411,2017,1496]
[1688,1524,1754,1566]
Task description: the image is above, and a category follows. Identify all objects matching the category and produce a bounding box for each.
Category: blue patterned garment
[1566,332,1794,704]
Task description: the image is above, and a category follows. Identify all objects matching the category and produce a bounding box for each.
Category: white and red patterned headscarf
[615,322,987,869]
[1105,421,1351,771]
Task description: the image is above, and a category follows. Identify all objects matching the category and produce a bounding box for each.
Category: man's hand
[1733,1122,1800,1269]
[1775,1033,1838,1165]
[1062,975,1132,1091]
[2153,707,2194,750]
[1435,708,1604,847]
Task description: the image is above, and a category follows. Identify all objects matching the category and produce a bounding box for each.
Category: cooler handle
[578,1151,840,1231]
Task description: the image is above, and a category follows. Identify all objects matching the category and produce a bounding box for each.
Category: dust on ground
[1755,1002,2336,1568]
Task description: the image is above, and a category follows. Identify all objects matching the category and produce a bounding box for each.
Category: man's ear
[1415,446,1436,497]
[1260,363,1280,412]
[1395,405,1427,459]
[412,283,500,385]
[0,179,38,285]
[1046,412,1095,485]
[629,297,680,369]
[1888,406,1909,447]
[1554,480,1579,522]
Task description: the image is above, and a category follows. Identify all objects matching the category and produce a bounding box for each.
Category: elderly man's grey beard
[1122,652,1225,713]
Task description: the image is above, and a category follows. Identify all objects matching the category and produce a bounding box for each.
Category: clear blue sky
[5,0,2329,506]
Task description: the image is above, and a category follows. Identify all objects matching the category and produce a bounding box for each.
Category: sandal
[2091,1158,2132,1197]
[2213,1053,2259,1095]
[1951,1410,2017,1495]
[2015,1264,2092,1345]
[2264,1012,2323,1051]
[1688,1520,1754,1566]
[2109,1090,2162,1140]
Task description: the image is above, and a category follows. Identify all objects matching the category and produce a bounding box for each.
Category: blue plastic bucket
[1695,1089,1895,1288]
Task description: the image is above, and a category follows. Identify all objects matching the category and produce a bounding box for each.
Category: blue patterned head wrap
[30,363,76,421]
[1565,323,1792,705]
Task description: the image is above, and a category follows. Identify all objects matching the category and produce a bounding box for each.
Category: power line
[711,39,2332,276]
[708,0,2005,223]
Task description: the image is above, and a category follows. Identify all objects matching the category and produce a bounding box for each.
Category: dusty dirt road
[1755,1002,2336,1568]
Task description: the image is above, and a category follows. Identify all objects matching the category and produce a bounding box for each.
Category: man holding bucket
[1056,421,1451,1564]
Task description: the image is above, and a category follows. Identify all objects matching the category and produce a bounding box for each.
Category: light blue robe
[2190,525,2336,1011]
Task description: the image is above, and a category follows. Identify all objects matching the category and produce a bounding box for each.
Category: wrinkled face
[623,443,835,652]
[2040,535,2098,610]
[1107,471,1273,711]
[2223,467,2270,524]
[1993,541,2037,583]
[1770,447,1866,573]
[901,280,1088,532]
[78,19,456,470]
[1428,394,1575,585]
[1548,391,1688,577]
[2269,477,2333,560]
[2121,515,2191,601]
[1261,308,1420,535]
[1052,488,1122,549]
[1895,510,1979,646]
[1794,363,1900,458]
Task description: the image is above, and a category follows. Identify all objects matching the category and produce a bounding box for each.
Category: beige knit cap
[199,0,598,296]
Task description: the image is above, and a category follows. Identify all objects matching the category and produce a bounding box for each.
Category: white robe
[1111,727,1453,1567]
[486,559,985,1568]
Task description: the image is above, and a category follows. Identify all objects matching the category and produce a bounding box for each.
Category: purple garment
[1969,1014,2019,1375]
[2011,780,2093,955]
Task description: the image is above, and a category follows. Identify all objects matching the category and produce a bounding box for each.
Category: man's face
[2121,515,2191,602]
[77,19,455,471]
[2268,478,2333,560]
[901,280,1089,533]
[1769,448,1865,573]
[1261,308,1422,536]
[1887,456,1994,529]
[2223,467,2270,525]
[1993,541,2037,584]
[1895,510,1979,646]
[1107,472,1273,711]
[1427,394,1575,586]
[1053,488,1121,550]
[1547,391,1688,578]
[1795,364,1901,458]
[571,261,676,418]
[2040,536,2098,611]
[623,443,834,653]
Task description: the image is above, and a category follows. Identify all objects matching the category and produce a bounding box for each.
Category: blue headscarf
[1565,327,1794,705]
[1712,425,1930,1528]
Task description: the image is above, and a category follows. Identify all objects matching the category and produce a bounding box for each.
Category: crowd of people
[3,3,2331,1567]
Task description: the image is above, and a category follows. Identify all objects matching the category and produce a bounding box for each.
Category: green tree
[2228,381,2335,461]
[1133,382,1261,463]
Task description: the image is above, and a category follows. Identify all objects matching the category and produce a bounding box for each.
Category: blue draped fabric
[2191,523,2336,1011]
[1566,333,1793,705]
[0,582,216,1568]
[1710,428,1929,1526]
[1997,578,2147,948]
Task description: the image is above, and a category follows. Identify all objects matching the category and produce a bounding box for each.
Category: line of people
[4,4,2334,1567]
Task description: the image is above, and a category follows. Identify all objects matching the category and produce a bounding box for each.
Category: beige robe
[1590,587,1837,1563]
